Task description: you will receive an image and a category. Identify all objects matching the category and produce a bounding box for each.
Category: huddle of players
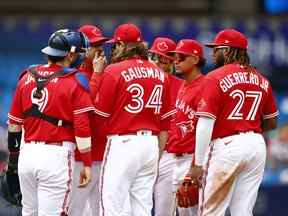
[7,22,278,216]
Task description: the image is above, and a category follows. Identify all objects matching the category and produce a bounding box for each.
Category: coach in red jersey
[148,37,183,216]
[94,23,172,216]
[7,29,95,216]
[69,24,108,216]
[189,29,279,216]
[166,39,206,215]
[77,24,108,98]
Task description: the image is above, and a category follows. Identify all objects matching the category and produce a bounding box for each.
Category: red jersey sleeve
[89,73,103,99]
[78,59,93,80]
[94,69,117,118]
[72,83,95,116]
[73,112,91,137]
[8,82,24,125]
[196,77,222,120]
[262,85,279,119]
[159,76,172,131]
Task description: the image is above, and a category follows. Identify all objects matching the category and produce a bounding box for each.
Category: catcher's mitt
[176,175,200,208]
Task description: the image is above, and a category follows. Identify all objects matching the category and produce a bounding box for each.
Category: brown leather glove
[176,174,199,208]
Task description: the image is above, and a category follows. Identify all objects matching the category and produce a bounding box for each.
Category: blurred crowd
[267,123,288,170]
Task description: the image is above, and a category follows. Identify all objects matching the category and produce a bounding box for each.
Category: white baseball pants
[99,133,159,216]
[18,141,75,216]
[69,161,102,216]
[173,153,198,216]
[154,151,176,216]
[199,132,266,216]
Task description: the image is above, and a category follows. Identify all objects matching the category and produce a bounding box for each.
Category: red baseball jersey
[94,57,172,134]
[75,62,107,161]
[167,74,205,153]
[75,113,107,161]
[79,58,94,79]
[167,74,184,113]
[164,73,183,150]
[196,63,279,139]
[8,64,95,142]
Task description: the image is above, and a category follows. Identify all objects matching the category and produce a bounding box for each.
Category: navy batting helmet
[41,29,90,57]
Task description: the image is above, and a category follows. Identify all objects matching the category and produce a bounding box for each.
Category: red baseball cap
[206,29,248,49]
[172,39,204,58]
[107,23,143,43]
[149,37,176,60]
[78,25,108,44]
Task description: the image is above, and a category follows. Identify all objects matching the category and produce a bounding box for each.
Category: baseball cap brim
[149,50,175,60]
[106,38,117,44]
[169,50,191,56]
[205,43,219,48]
[41,46,68,57]
[90,37,109,44]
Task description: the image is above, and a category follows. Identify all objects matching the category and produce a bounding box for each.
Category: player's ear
[65,52,78,67]
[190,55,200,65]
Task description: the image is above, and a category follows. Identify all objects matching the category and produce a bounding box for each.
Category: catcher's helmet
[42,29,90,57]
[0,170,22,206]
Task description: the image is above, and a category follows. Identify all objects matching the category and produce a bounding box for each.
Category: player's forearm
[7,124,22,173]
[158,130,168,155]
[195,117,215,166]
[8,124,22,153]
[89,73,102,99]
[262,117,277,132]
[73,112,92,167]
[75,136,92,167]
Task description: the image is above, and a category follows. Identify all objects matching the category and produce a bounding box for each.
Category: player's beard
[214,52,225,68]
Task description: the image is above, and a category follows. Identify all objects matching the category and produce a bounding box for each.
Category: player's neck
[185,68,201,83]
[48,60,70,68]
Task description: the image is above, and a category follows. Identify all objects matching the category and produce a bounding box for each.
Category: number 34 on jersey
[125,83,163,114]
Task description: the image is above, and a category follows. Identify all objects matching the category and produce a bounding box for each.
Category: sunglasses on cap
[212,46,229,53]
[149,53,172,64]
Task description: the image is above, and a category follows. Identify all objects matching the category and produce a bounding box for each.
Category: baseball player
[7,29,95,216]
[188,29,279,216]
[148,37,183,216]
[93,23,172,216]
[167,39,206,216]
[69,24,108,216]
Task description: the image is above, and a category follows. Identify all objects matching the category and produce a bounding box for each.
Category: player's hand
[93,51,107,74]
[187,165,204,187]
[78,166,92,188]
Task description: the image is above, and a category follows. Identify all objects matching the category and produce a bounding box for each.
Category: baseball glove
[176,174,200,208]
